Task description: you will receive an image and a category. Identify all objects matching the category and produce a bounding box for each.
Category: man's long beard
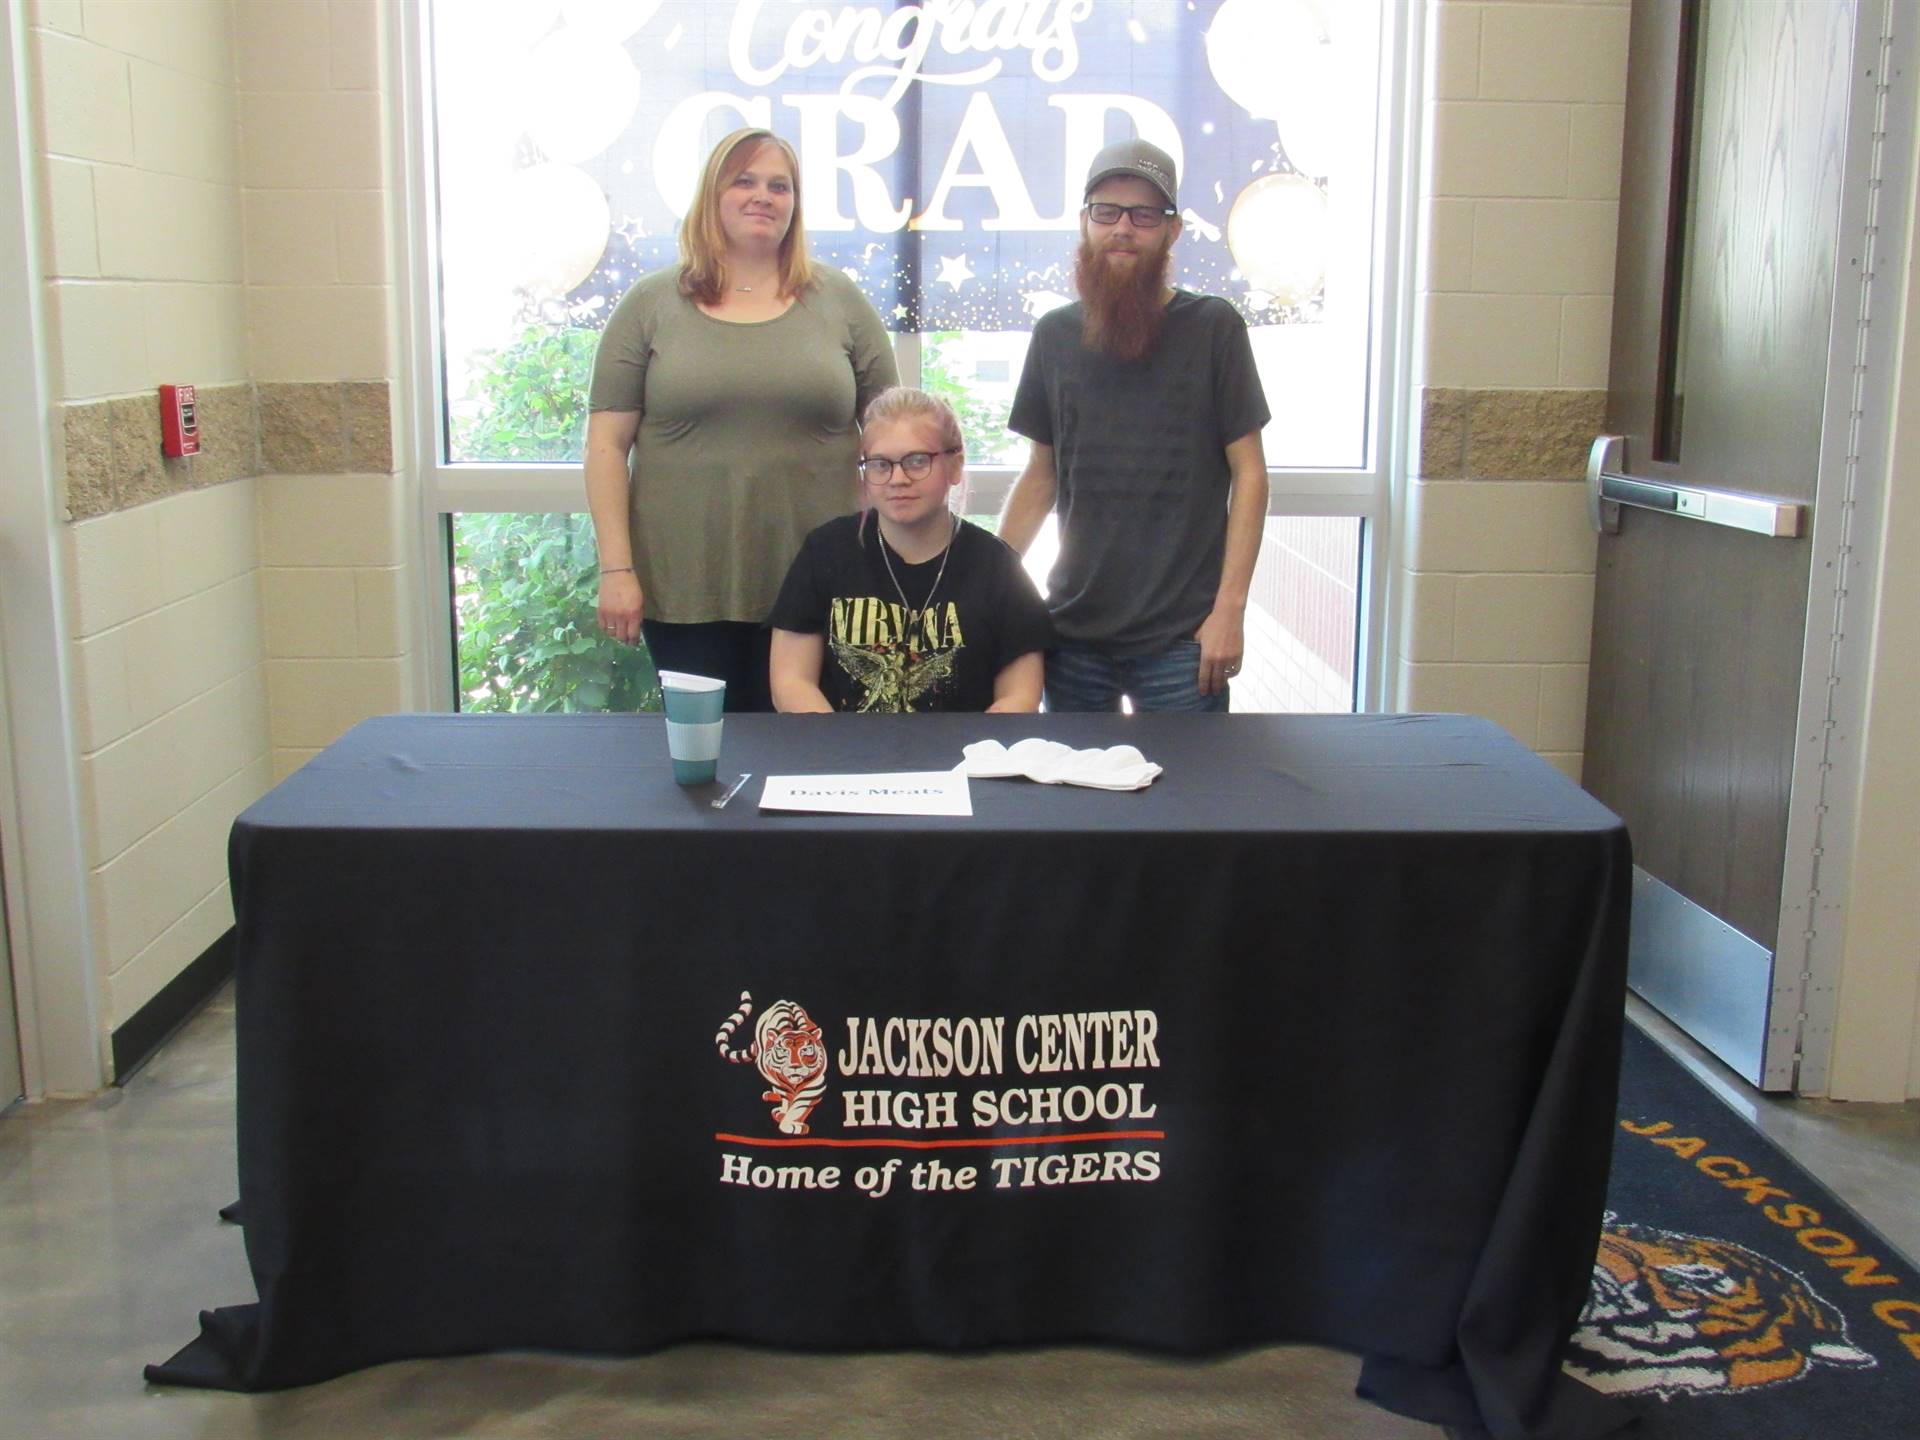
[1075,235,1171,363]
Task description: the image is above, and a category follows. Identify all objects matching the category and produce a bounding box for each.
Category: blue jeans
[1043,639,1229,713]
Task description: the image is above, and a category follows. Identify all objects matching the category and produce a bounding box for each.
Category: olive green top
[588,266,899,624]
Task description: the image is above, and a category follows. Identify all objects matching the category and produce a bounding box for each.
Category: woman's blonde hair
[678,128,813,305]
[857,388,968,540]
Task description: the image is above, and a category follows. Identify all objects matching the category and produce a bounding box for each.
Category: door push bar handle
[1586,435,1806,538]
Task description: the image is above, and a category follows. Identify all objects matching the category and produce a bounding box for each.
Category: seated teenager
[769,388,1053,713]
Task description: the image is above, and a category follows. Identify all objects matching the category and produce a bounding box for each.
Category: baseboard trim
[110,928,235,1084]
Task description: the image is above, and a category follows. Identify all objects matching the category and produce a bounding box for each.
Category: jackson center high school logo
[714,991,832,1136]
[711,991,1165,1197]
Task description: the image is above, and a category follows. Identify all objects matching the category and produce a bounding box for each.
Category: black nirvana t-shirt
[769,515,1054,713]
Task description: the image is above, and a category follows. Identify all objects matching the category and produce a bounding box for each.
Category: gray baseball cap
[1084,138,1178,209]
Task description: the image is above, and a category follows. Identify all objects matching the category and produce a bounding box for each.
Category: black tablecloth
[151,713,1631,1439]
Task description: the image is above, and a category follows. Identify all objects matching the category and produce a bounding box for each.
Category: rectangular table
[153,712,1631,1439]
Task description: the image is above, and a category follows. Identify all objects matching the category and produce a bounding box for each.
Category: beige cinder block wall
[238,0,413,782]
[31,0,272,1033]
[27,0,411,1051]
[1398,0,1629,782]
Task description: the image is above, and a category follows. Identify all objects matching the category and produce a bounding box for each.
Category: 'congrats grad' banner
[433,0,1379,335]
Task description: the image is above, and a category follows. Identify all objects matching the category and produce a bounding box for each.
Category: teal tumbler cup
[658,670,726,784]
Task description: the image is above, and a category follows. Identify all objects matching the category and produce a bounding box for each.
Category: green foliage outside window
[451,326,660,713]
[454,511,660,713]
[921,331,1015,465]
[450,325,599,464]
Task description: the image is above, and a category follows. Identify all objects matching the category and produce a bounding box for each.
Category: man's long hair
[677,128,813,305]
[1074,232,1172,363]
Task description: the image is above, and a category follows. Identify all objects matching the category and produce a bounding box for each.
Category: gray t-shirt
[588,266,898,624]
[1007,291,1270,655]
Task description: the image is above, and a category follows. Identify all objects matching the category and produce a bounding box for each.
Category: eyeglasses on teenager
[858,448,961,485]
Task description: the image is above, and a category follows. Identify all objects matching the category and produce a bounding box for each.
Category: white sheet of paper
[759,771,972,817]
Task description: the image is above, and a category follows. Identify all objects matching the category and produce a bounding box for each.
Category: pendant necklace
[878,513,958,649]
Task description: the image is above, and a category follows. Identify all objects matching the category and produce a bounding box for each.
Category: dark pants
[641,620,773,714]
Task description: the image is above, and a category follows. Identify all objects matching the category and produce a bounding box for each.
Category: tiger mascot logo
[714,990,830,1136]
[1566,1218,1876,1398]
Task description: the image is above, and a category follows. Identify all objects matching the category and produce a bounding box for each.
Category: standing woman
[585,128,898,711]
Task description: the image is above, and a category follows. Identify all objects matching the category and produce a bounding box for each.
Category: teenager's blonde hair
[856,388,968,540]
[861,387,965,456]
[678,128,813,305]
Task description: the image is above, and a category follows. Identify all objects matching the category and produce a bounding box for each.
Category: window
[405,1,1410,712]
[451,512,660,713]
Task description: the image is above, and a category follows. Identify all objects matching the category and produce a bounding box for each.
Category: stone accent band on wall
[63,385,1572,513]
[258,382,394,477]
[60,384,262,520]
[56,381,395,523]
[1418,388,1608,482]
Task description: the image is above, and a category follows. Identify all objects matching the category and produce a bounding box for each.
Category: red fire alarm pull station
[160,383,200,457]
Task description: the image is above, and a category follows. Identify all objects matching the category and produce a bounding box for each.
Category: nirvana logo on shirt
[828,596,965,713]
[711,990,1165,1200]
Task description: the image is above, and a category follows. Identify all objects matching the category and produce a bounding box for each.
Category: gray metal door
[1584,0,1856,1087]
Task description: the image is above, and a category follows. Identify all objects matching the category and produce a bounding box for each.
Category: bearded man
[1000,139,1270,712]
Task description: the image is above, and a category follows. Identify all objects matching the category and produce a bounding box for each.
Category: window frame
[395,1,1417,714]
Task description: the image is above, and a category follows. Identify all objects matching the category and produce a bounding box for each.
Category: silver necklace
[878,513,958,647]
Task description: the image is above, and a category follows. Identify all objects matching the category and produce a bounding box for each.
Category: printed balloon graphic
[1227,174,1329,308]
[452,0,562,53]
[1205,0,1340,178]
[560,0,664,40]
[502,163,612,296]
[524,28,641,163]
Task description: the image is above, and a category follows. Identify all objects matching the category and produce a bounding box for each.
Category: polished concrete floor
[1,988,1915,1440]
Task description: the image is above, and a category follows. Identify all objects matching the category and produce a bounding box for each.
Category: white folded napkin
[957,738,1162,791]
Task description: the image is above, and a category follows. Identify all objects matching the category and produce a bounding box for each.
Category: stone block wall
[25,0,408,1039]
[1399,0,1629,780]
[237,0,413,782]
[29,0,271,1030]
